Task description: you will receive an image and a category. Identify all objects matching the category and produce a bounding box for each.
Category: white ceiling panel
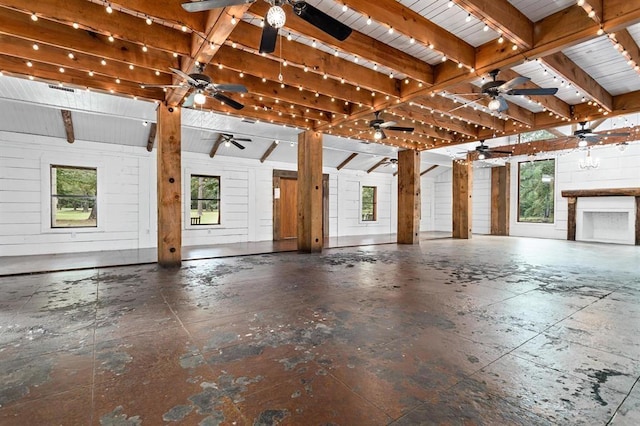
[562,37,640,96]
[0,99,66,139]
[72,112,149,147]
[507,0,576,22]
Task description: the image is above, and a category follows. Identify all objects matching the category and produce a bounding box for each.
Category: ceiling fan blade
[169,67,199,85]
[213,92,244,110]
[294,2,352,41]
[212,83,248,93]
[379,130,387,140]
[585,136,600,143]
[234,138,252,142]
[490,149,513,154]
[182,92,195,108]
[498,76,530,91]
[379,120,397,128]
[230,140,246,150]
[181,0,254,12]
[497,96,509,112]
[387,126,414,132]
[259,23,278,54]
[604,132,630,137]
[507,88,558,96]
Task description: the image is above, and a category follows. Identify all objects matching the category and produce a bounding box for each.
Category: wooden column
[397,149,420,244]
[157,104,182,267]
[490,164,510,236]
[635,196,639,245]
[566,196,577,241]
[452,158,472,239]
[297,131,323,253]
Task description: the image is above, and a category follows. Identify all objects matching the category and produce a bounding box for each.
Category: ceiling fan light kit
[267,4,286,28]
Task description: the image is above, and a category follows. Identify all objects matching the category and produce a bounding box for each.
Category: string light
[72,22,79,29]
[105,3,113,14]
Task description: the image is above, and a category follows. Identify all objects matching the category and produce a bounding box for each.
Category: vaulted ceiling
[1,0,640,155]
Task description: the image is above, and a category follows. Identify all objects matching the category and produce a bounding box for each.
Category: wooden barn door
[273,170,329,241]
[279,177,298,239]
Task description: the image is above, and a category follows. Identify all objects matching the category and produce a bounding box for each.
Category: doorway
[273,170,329,241]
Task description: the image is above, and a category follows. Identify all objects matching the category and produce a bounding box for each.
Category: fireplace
[561,188,640,246]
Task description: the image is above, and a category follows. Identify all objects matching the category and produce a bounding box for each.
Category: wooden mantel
[561,188,640,245]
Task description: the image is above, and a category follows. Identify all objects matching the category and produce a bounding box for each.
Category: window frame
[360,185,378,223]
[517,158,556,224]
[40,155,105,234]
[50,164,98,229]
[188,173,222,227]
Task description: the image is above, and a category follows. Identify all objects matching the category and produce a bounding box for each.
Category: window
[518,159,555,223]
[361,186,377,222]
[51,165,97,228]
[190,175,220,225]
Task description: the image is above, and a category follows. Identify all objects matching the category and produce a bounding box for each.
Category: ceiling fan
[571,121,630,147]
[142,66,247,109]
[181,0,352,54]
[221,133,252,149]
[453,69,558,113]
[382,158,398,168]
[459,140,512,160]
[369,111,414,141]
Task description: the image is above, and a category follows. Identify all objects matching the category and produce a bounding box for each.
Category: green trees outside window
[51,165,97,228]
[361,186,377,222]
[190,175,220,225]
[518,159,555,223]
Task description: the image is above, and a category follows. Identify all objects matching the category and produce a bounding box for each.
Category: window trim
[517,158,556,224]
[50,164,98,229]
[189,174,221,227]
[360,185,378,223]
[40,155,105,234]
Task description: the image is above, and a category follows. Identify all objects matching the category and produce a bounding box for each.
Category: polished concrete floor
[0,232,450,276]
[1,236,639,425]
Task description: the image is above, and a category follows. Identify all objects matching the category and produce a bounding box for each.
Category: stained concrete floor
[1,236,639,425]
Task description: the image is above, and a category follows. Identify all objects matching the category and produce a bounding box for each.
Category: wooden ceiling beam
[421,165,439,176]
[0,33,170,86]
[146,122,157,152]
[229,21,400,97]
[541,52,613,111]
[247,2,433,85]
[454,0,533,48]
[342,0,475,68]
[213,45,373,106]
[166,4,252,106]
[201,98,314,130]
[408,95,502,131]
[336,153,358,170]
[613,29,640,75]
[104,0,206,33]
[367,157,389,174]
[324,127,420,151]
[60,109,74,143]
[209,67,350,116]
[0,7,178,72]
[0,0,191,55]
[209,134,224,158]
[240,94,331,124]
[259,141,280,163]
[392,104,481,138]
[0,54,165,100]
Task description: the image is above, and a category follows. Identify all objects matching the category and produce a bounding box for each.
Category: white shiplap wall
[434,168,453,232]
[508,143,640,241]
[473,166,491,234]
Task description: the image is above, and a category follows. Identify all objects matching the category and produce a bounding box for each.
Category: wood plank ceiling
[1,0,640,155]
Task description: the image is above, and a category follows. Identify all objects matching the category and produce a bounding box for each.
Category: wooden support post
[452,158,472,239]
[297,130,323,253]
[490,164,510,236]
[567,196,577,241]
[157,103,182,267]
[635,196,639,246]
[397,149,421,244]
